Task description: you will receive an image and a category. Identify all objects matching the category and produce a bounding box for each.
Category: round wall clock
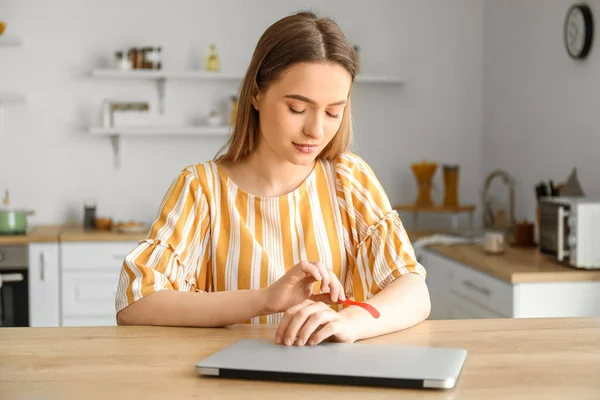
[564,4,594,59]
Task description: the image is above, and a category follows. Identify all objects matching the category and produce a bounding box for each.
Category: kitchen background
[1,0,483,228]
[2,0,600,327]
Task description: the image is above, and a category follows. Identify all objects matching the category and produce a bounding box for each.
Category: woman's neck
[221,146,315,198]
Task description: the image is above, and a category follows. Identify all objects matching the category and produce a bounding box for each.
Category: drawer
[446,258,513,317]
[447,292,505,319]
[426,251,513,317]
[61,241,139,271]
[62,271,119,317]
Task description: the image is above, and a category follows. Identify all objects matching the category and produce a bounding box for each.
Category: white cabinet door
[62,271,120,317]
[60,241,137,326]
[28,243,60,327]
[447,292,505,319]
[423,249,513,320]
[420,252,452,320]
[61,241,139,272]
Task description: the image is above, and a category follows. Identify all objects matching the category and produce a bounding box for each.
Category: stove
[0,245,29,327]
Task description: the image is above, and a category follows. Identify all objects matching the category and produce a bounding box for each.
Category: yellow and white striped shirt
[115,153,426,323]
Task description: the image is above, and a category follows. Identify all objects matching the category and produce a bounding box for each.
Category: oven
[0,245,29,327]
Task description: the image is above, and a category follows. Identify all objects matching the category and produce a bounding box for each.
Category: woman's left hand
[274,299,357,346]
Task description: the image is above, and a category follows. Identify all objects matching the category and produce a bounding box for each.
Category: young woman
[115,11,429,347]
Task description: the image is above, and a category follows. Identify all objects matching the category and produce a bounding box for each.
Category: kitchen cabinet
[60,241,137,326]
[422,249,600,320]
[28,243,60,327]
[419,252,449,320]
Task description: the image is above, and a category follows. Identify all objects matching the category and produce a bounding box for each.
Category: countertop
[0,224,147,245]
[0,318,598,399]
[405,230,600,283]
[426,243,600,283]
[58,225,147,242]
[0,225,65,244]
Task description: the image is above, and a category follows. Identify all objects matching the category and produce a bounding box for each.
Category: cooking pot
[0,209,35,235]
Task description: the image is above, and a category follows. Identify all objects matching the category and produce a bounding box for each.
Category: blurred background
[1,0,599,328]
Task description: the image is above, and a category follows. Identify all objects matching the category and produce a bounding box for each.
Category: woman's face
[252,62,352,166]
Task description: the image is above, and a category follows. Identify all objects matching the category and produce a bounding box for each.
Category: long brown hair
[214,11,357,163]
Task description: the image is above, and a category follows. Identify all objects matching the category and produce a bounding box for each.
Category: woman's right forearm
[117,289,271,327]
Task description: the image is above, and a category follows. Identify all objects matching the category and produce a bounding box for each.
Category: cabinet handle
[40,252,45,281]
[461,280,491,297]
[0,273,24,283]
[557,206,570,261]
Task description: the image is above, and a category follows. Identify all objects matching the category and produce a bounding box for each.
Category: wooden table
[1,318,599,399]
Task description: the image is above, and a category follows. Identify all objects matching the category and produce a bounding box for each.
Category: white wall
[1,0,484,229]
[483,0,600,222]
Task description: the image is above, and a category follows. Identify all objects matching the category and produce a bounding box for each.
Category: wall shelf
[88,125,231,136]
[91,68,404,84]
[90,68,404,113]
[91,69,243,80]
[88,125,231,168]
[90,68,404,169]
[0,34,24,46]
[91,69,243,114]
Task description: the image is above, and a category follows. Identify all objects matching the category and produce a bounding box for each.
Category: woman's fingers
[275,299,313,344]
[311,261,330,293]
[310,293,338,304]
[296,309,339,346]
[328,269,346,302]
[276,300,329,346]
[299,261,321,282]
[308,320,343,345]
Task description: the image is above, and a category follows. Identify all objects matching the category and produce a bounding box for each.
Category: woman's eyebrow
[284,94,346,106]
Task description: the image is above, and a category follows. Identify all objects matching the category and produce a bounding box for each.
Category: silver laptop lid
[196,339,467,389]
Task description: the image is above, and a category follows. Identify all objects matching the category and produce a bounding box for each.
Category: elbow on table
[116,302,144,326]
[421,292,432,321]
[415,274,432,322]
[116,308,133,326]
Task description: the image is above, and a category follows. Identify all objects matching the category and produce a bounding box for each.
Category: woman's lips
[293,143,319,154]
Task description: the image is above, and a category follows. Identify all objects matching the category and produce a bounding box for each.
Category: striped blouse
[115,152,426,324]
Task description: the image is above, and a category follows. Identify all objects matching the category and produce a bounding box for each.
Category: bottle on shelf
[128,47,140,69]
[205,44,220,72]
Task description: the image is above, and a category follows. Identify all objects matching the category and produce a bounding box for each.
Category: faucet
[482,170,516,240]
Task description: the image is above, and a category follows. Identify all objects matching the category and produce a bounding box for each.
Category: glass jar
[128,47,140,69]
[443,165,460,207]
[83,198,97,230]
[115,50,131,70]
[142,47,154,69]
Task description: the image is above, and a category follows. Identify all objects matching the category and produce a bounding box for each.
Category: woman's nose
[303,113,324,139]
